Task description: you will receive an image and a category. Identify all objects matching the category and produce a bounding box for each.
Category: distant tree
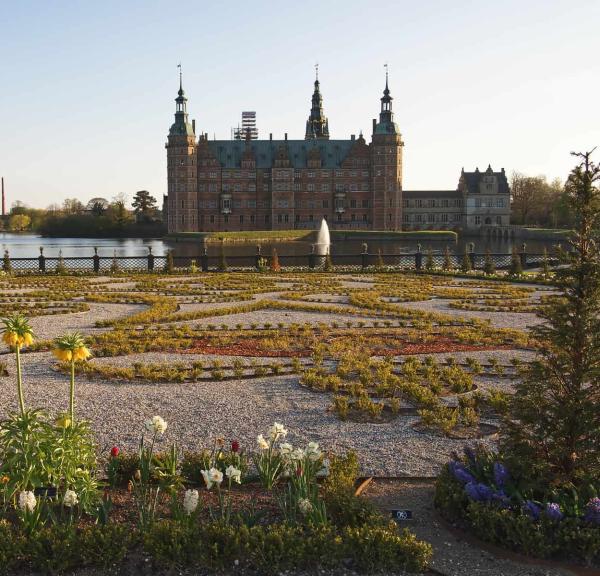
[164,250,174,274]
[87,198,109,216]
[3,250,12,273]
[8,214,31,231]
[132,191,158,222]
[106,199,133,228]
[511,172,566,227]
[62,198,85,214]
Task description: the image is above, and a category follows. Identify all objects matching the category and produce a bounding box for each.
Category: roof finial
[177,62,182,92]
[384,62,389,91]
[315,62,319,82]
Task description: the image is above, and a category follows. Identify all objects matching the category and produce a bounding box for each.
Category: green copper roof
[169,121,195,137]
[207,139,355,169]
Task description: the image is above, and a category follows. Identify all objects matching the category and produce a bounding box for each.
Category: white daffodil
[298,498,313,515]
[257,434,269,450]
[225,465,242,484]
[290,448,306,461]
[63,489,78,508]
[183,489,199,514]
[279,442,293,457]
[18,491,36,512]
[145,415,167,435]
[269,422,287,441]
[201,467,224,490]
[306,441,323,462]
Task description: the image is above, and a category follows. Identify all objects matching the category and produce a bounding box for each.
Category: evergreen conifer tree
[541,247,550,278]
[502,151,600,486]
[509,245,523,276]
[460,246,472,273]
[217,242,228,272]
[2,250,12,273]
[164,250,174,274]
[270,247,281,272]
[483,249,495,275]
[443,246,453,271]
[425,249,434,271]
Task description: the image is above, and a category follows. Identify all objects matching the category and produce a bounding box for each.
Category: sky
[1,0,599,209]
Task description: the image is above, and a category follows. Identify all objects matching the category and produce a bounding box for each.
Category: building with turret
[165,70,510,234]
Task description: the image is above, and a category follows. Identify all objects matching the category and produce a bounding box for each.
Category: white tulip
[183,489,199,514]
[63,489,78,508]
[18,491,36,513]
[225,465,242,484]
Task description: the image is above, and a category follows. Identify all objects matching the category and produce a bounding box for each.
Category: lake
[0,233,562,260]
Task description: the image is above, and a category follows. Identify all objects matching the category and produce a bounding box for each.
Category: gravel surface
[366,480,572,576]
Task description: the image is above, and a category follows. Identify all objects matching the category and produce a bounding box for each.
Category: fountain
[313,218,331,256]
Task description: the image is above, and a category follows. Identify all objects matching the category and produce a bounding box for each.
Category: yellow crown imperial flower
[53,348,73,362]
[55,415,72,429]
[73,346,91,361]
[1,314,34,349]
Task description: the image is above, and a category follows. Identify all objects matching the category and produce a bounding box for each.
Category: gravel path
[367,480,571,576]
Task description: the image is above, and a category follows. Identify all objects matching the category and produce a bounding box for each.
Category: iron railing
[0,245,559,274]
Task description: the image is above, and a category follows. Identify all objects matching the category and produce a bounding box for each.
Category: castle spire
[169,64,194,137]
[374,64,399,135]
[304,65,330,140]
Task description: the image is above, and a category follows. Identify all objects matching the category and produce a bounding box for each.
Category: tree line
[1,191,165,237]
[510,172,574,228]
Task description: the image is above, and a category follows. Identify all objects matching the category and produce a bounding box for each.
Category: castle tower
[371,69,403,230]
[304,66,330,140]
[165,67,197,233]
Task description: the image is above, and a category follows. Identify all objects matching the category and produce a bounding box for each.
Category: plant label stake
[391,509,413,521]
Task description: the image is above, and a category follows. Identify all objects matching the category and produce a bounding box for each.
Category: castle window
[295,214,300,222]
[250,214,255,223]
[474,215,481,225]
[307,184,315,192]
[496,215,502,224]
[210,215,215,223]
[335,170,343,177]
[441,214,448,223]
[278,214,282,223]
[350,171,357,177]
[416,199,422,208]
[442,199,449,208]
[308,172,315,178]
[428,214,436,223]
[362,199,369,208]
[181,200,184,209]
[294,183,301,191]
[351,214,356,221]
[403,214,410,223]
[322,200,329,208]
[362,171,369,177]
[388,214,392,222]
[263,184,269,191]
[224,215,229,223]
[475,198,482,208]
[248,200,256,208]
[350,199,357,208]
[361,183,369,191]
[309,214,313,222]
[294,171,301,179]
[209,172,217,178]
[265,214,270,224]
[321,171,329,178]
[350,184,358,191]
[496,198,505,208]
[321,184,329,192]
[362,214,367,222]
[284,214,289,223]
[337,213,342,221]
[239,215,244,223]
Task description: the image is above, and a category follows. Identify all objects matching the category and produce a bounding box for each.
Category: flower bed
[435,447,600,566]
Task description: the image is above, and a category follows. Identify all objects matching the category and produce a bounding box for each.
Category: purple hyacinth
[448,461,476,485]
[465,482,494,502]
[583,497,600,525]
[524,500,541,520]
[545,502,563,522]
[493,462,510,487]
[463,446,477,466]
[492,490,511,508]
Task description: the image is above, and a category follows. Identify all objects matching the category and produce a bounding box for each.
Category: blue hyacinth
[545,502,563,522]
[492,462,509,487]
[448,461,476,485]
[583,497,600,525]
[524,500,541,520]
[465,482,494,502]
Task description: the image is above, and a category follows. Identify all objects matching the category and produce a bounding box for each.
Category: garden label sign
[391,509,413,521]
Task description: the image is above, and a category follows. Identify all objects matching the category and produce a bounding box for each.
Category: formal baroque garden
[0,153,598,574]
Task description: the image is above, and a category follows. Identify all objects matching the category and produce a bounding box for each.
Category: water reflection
[0,233,563,260]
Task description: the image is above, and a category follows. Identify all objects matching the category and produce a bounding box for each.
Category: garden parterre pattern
[0,271,549,476]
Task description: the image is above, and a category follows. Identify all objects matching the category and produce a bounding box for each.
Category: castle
[165,71,510,234]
